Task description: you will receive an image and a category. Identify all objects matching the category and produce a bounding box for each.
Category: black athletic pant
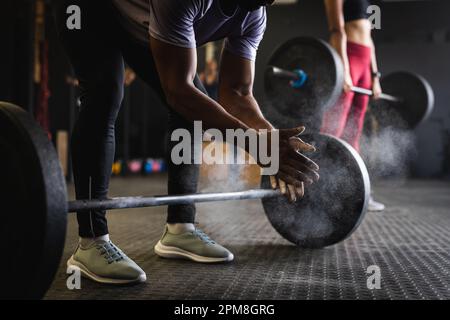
[52,0,204,237]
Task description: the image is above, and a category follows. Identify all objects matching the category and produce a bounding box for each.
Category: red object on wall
[35,41,51,140]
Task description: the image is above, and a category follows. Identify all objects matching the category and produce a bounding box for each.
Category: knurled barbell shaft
[268,66,402,103]
[350,86,401,102]
[67,189,281,213]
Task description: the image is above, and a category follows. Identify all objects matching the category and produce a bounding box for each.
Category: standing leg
[158,77,233,262]
[165,76,207,223]
[341,44,372,153]
[52,0,146,284]
[120,36,205,223]
[117,28,233,262]
[52,0,123,237]
[321,92,355,139]
[341,42,385,212]
[341,91,370,152]
[71,58,124,237]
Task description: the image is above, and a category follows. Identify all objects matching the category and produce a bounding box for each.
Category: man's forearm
[219,93,274,130]
[168,84,251,133]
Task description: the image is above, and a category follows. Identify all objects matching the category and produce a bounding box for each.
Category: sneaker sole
[154,241,234,263]
[368,205,386,212]
[67,256,147,285]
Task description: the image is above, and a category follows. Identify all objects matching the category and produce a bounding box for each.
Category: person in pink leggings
[321,0,385,211]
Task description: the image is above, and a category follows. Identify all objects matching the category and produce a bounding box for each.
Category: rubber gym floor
[45,175,450,300]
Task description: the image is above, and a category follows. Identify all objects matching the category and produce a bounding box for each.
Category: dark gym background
[1,0,449,178]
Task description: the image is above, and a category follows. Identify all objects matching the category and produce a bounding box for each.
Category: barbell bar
[350,86,400,103]
[268,65,401,103]
[68,189,281,213]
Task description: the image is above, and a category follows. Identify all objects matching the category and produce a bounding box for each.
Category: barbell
[0,101,370,299]
[269,66,401,103]
[263,37,434,131]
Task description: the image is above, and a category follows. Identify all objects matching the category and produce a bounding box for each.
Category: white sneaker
[368,196,385,212]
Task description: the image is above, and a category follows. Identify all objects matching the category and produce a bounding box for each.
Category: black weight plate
[0,102,67,299]
[263,37,344,130]
[261,133,370,248]
[371,71,434,129]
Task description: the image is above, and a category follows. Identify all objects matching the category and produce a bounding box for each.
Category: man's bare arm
[218,50,273,130]
[149,36,250,133]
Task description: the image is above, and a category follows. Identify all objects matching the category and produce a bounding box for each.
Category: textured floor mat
[45,177,450,300]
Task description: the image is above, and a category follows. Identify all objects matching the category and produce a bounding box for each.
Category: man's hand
[268,127,320,202]
[372,77,382,100]
[216,51,319,203]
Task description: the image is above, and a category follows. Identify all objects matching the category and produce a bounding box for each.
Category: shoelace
[193,229,216,245]
[96,242,125,264]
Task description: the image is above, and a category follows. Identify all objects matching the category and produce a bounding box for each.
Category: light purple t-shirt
[112,0,267,61]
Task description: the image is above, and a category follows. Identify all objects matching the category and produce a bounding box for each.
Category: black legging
[52,0,204,237]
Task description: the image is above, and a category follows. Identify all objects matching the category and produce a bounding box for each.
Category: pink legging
[321,41,372,153]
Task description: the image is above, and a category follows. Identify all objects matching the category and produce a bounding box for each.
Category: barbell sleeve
[68,189,281,213]
[269,66,299,79]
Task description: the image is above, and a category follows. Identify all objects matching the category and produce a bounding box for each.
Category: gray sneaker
[67,240,146,284]
[154,226,234,263]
